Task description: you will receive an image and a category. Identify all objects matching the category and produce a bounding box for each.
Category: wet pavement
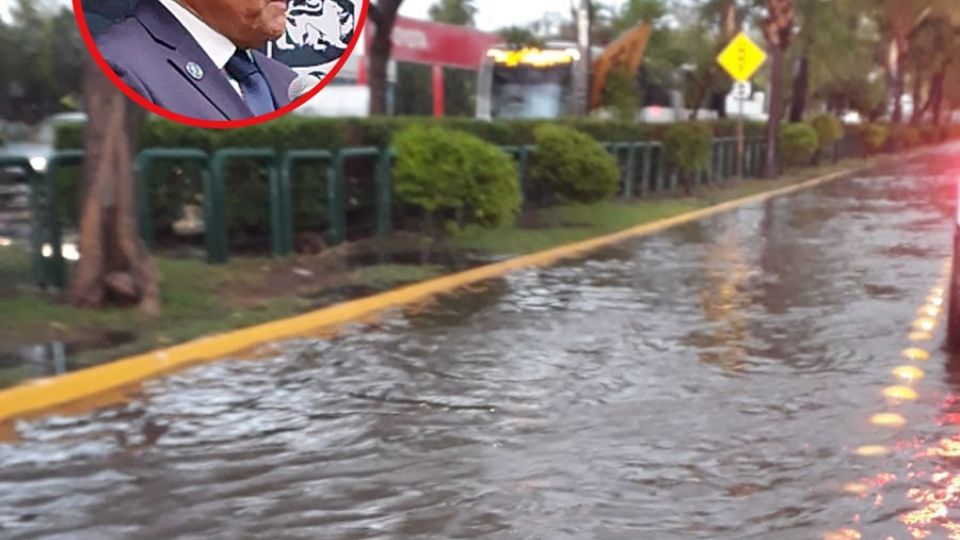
[2,145,960,539]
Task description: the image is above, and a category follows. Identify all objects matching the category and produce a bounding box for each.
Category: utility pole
[572,0,591,116]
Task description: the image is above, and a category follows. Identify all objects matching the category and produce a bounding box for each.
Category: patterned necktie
[224,50,276,116]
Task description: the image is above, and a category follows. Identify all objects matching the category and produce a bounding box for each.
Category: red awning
[365,16,500,70]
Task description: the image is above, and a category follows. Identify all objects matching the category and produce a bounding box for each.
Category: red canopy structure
[360,17,500,116]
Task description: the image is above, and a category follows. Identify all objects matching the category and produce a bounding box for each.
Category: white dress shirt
[156,0,248,97]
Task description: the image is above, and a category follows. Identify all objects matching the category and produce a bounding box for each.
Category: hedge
[811,114,844,149]
[56,116,772,152]
[779,123,819,166]
[50,115,960,254]
[662,122,712,176]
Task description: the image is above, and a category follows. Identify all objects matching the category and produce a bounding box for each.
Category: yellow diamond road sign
[717,32,767,82]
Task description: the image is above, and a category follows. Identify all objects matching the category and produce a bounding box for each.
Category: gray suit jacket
[95,0,298,121]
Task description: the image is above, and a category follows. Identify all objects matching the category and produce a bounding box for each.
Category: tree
[68,1,158,312]
[428,0,477,116]
[670,22,726,119]
[786,0,864,121]
[428,0,476,26]
[67,57,159,313]
[761,0,795,178]
[497,26,543,48]
[3,0,85,122]
[906,13,956,124]
[368,0,405,116]
[700,0,742,42]
[612,0,666,34]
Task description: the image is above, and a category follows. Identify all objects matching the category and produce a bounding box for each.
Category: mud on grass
[0,236,457,387]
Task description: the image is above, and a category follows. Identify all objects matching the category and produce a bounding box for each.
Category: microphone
[288,74,322,102]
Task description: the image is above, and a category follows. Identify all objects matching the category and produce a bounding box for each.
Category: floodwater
[2,146,960,539]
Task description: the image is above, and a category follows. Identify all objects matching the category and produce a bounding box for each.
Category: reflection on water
[1,146,960,538]
[693,215,752,373]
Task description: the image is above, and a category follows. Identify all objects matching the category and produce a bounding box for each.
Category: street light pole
[573,0,591,116]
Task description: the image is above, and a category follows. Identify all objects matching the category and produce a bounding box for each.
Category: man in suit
[94,0,299,121]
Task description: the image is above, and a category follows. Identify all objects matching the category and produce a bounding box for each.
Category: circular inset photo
[75,0,368,129]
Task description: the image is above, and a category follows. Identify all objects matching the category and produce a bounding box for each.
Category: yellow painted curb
[0,167,857,422]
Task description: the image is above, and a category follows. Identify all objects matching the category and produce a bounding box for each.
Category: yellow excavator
[590,22,653,111]
[476,22,654,119]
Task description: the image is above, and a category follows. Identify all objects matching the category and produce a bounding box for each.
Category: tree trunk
[788,53,809,122]
[765,48,785,178]
[911,64,923,124]
[720,0,738,41]
[68,57,159,314]
[368,1,403,116]
[931,71,945,126]
[892,52,907,123]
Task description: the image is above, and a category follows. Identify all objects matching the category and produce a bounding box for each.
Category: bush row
[53,116,960,251]
[55,116,771,151]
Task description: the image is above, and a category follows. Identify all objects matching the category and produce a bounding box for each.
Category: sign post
[717,33,767,180]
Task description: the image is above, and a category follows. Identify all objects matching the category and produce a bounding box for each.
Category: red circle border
[72,0,370,130]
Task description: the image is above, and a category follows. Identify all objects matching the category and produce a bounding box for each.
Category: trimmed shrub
[662,122,712,175]
[860,123,889,154]
[392,125,520,230]
[528,124,620,204]
[890,125,921,149]
[945,124,960,141]
[919,124,942,145]
[810,114,843,149]
[778,123,819,166]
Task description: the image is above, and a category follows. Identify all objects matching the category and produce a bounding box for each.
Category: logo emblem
[185,62,204,80]
[273,0,357,77]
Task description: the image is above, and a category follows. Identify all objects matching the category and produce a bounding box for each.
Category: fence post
[278,156,294,255]
[376,148,393,239]
[638,143,650,198]
[205,155,228,264]
[267,160,284,257]
[209,149,281,262]
[501,145,532,205]
[281,150,337,252]
[715,139,727,182]
[27,168,44,287]
[330,151,347,247]
[519,145,532,195]
[133,148,210,252]
[654,143,665,193]
[622,143,637,199]
[44,150,83,288]
[332,147,380,246]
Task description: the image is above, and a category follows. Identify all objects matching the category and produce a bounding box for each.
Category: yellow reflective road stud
[717,32,767,82]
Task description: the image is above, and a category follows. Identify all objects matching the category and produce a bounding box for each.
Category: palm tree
[368,0,405,116]
[761,0,795,177]
[428,0,476,26]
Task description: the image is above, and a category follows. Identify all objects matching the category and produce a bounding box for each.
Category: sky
[0,0,586,31]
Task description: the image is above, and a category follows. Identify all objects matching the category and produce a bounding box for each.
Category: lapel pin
[186,62,204,80]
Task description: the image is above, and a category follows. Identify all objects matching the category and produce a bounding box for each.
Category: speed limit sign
[732,81,752,100]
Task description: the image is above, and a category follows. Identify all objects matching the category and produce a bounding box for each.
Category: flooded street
[3,146,960,539]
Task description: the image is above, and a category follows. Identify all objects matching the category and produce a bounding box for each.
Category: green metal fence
[134,148,210,253]
[45,150,84,288]
[16,134,861,288]
[281,149,337,251]
[0,156,43,288]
